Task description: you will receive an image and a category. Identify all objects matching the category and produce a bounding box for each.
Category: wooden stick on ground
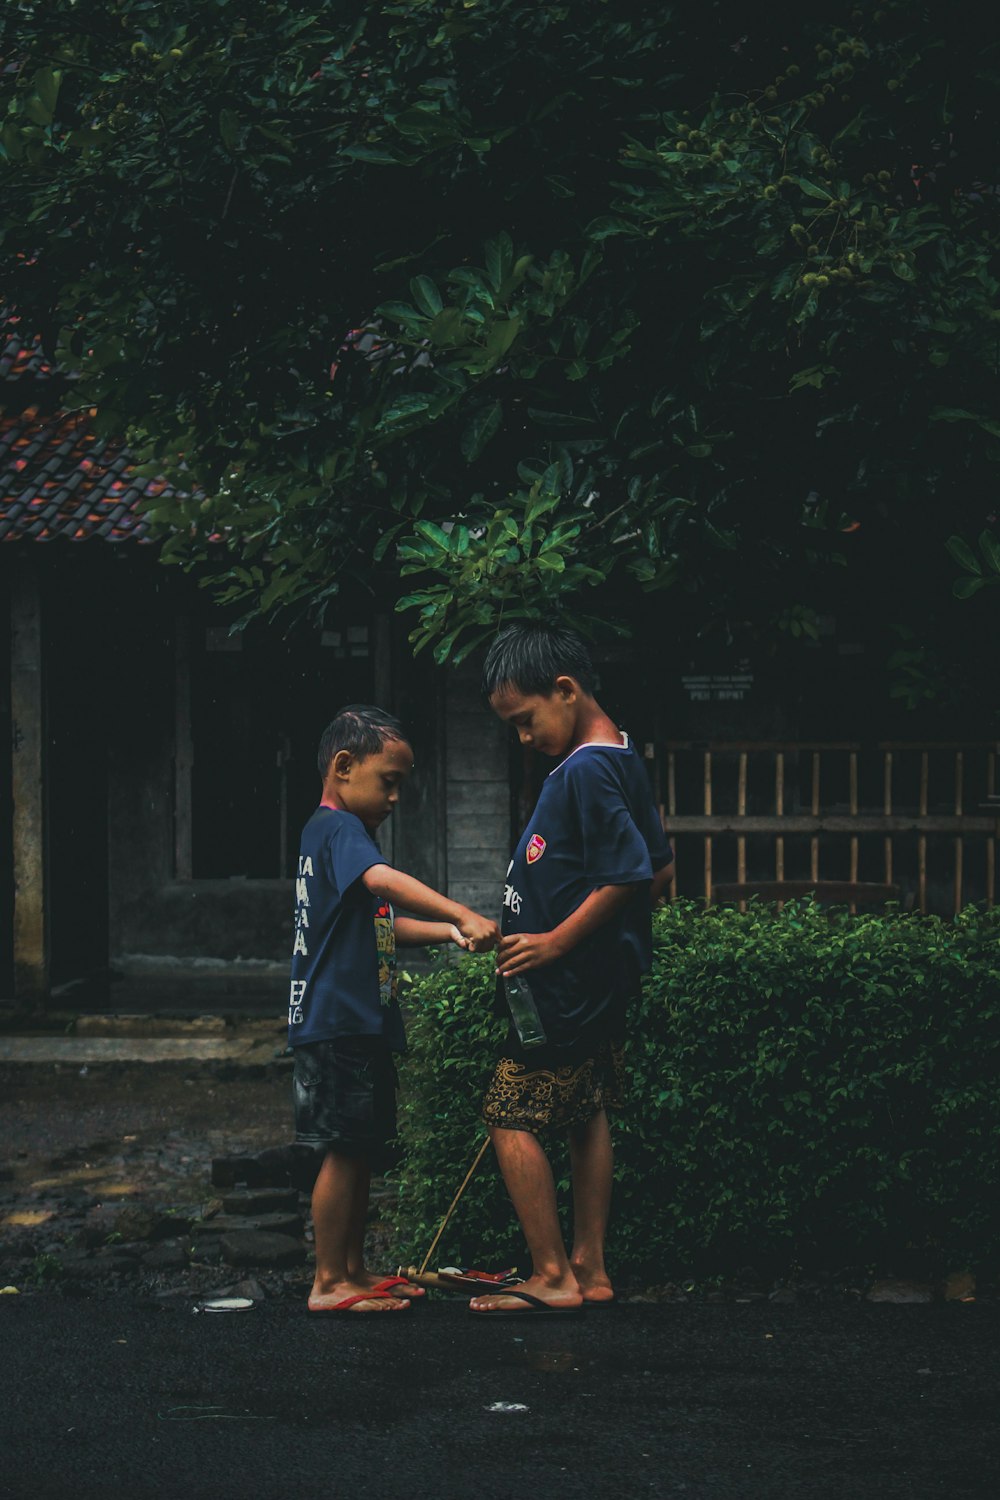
[404,1135,492,1280]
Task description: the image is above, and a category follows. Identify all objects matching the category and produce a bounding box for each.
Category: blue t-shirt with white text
[500,736,672,1052]
[287,807,406,1052]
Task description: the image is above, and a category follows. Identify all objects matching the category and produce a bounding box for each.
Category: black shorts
[292,1036,400,1170]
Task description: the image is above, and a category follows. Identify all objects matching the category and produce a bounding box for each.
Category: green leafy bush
[395,901,1000,1278]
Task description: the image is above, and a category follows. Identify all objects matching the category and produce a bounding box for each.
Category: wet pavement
[2,1296,997,1498]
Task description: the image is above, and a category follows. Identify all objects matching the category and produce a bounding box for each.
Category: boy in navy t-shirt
[470,627,673,1317]
[290,705,497,1315]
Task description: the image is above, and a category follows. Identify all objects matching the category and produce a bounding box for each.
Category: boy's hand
[496,930,562,976]
[457,910,500,953]
[447,924,470,950]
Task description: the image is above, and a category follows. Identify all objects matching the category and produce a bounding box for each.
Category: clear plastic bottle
[503,973,547,1049]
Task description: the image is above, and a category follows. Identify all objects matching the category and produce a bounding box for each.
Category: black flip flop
[468,1288,584,1318]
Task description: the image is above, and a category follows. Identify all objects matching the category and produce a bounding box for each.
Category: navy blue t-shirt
[287,806,406,1053]
[499,735,672,1053]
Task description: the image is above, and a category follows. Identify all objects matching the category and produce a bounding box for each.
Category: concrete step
[0,1032,284,1065]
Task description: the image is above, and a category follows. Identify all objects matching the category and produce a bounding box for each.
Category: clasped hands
[450,911,501,954]
[449,916,563,971]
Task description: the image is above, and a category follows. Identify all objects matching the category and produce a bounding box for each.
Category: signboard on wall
[680,672,754,704]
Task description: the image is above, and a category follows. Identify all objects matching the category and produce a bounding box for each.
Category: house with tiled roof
[1,318,511,1006]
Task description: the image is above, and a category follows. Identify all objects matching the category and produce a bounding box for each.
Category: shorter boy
[289,704,498,1315]
[471,626,673,1316]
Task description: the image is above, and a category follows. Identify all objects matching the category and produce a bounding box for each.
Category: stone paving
[0,1032,357,1303]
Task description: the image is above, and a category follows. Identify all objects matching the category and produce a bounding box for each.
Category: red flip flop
[308,1290,412,1315]
[371,1275,426,1300]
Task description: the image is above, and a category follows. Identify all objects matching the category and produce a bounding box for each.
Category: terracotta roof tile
[0,320,54,382]
[1,318,184,543]
[0,406,178,542]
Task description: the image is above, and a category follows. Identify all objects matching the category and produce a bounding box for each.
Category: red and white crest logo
[526,834,546,864]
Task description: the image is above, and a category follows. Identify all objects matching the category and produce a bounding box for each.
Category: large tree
[2,1,999,682]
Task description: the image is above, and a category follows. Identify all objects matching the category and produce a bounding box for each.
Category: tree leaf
[341,142,400,165]
[946,535,981,576]
[485,232,514,292]
[460,400,503,462]
[526,409,595,430]
[219,108,240,152]
[373,523,404,562]
[379,395,434,426]
[413,519,452,551]
[377,300,425,328]
[586,215,638,241]
[932,408,1000,441]
[793,178,835,200]
[34,66,61,116]
[479,315,520,368]
[410,275,443,317]
[978,529,1000,576]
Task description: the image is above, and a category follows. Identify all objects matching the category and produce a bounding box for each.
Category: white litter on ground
[193,1298,256,1314]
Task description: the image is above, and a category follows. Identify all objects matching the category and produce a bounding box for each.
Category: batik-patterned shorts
[481,1039,626,1135]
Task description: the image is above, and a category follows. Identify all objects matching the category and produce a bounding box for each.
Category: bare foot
[571,1262,615,1304]
[308,1279,410,1313]
[469,1272,583,1313]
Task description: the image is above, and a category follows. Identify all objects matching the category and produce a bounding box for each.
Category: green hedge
[394,902,1000,1279]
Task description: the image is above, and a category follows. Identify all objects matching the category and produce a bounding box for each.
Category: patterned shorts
[481,1040,626,1135]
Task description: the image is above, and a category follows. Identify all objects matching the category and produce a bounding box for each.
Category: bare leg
[568,1109,615,1303]
[469,1126,583,1312]
[343,1156,371,1281]
[345,1161,423,1298]
[309,1150,408,1312]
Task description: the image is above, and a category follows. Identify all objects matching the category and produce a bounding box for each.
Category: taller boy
[472,626,673,1316]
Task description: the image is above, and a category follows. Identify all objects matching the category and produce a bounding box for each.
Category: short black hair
[481,623,597,700]
[317,704,406,778]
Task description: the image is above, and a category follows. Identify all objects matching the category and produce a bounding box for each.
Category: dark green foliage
[395,902,1000,1277]
[2,4,999,671]
[395,953,511,1268]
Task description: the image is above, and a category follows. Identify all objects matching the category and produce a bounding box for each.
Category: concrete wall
[444,660,512,921]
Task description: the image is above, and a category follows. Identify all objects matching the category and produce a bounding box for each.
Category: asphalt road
[1,1297,996,1499]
